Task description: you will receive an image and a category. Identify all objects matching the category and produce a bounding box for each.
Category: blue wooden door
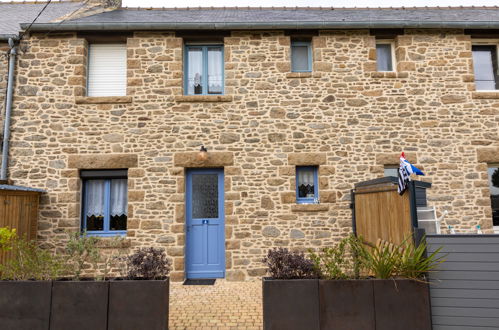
[185,169,225,279]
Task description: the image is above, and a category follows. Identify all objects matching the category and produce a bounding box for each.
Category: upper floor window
[296,166,319,204]
[384,165,398,177]
[472,45,499,90]
[81,170,128,236]
[87,44,127,97]
[376,41,395,72]
[291,41,312,72]
[185,45,224,95]
[487,165,499,232]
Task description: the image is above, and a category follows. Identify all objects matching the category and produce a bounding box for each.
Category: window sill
[174,95,233,102]
[370,71,408,79]
[472,91,499,99]
[75,96,132,104]
[291,204,329,212]
[286,72,313,78]
[95,237,131,249]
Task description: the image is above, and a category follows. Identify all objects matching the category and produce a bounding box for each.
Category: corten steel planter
[373,279,432,330]
[319,279,375,330]
[108,278,169,330]
[49,280,109,330]
[262,278,320,330]
[0,281,52,330]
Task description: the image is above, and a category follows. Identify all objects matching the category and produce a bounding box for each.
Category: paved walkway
[169,279,263,329]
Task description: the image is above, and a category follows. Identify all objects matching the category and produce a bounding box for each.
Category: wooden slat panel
[431,288,499,299]
[428,236,499,328]
[434,326,498,330]
[355,187,412,246]
[0,192,41,266]
[431,297,499,309]
[433,316,499,328]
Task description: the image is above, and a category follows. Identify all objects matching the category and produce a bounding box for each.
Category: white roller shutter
[87,44,127,97]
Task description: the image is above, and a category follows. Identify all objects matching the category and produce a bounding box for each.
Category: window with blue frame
[291,41,312,72]
[81,170,127,236]
[296,166,319,204]
[184,45,224,95]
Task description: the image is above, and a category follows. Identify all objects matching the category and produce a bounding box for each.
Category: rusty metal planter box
[319,279,375,330]
[50,280,109,330]
[0,281,52,330]
[263,278,431,330]
[262,278,320,330]
[108,278,169,330]
[373,279,431,330]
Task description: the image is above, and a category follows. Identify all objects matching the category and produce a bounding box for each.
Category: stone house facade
[2,6,499,281]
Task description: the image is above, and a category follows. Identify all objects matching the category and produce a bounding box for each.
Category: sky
[1,0,499,7]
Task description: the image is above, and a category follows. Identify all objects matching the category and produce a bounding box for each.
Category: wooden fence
[352,177,431,246]
[427,235,499,330]
[0,186,43,265]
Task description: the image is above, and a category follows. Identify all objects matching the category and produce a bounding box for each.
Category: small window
[472,45,499,90]
[487,165,499,231]
[185,45,224,95]
[81,170,128,236]
[296,166,318,204]
[384,165,398,177]
[87,44,127,97]
[376,42,394,72]
[291,41,312,72]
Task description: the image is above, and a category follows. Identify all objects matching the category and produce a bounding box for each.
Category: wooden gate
[0,185,43,265]
[352,177,431,246]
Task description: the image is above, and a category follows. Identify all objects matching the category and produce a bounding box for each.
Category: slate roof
[65,7,499,25]
[0,1,84,39]
[0,184,45,193]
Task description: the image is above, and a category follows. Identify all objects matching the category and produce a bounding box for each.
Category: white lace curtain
[208,48,222,93]
[111,179,127,216]
[86,179,127,217]
[298,169,314,186]
[86,180,105,217]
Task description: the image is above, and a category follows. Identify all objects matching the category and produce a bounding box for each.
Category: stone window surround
[62,154,141,244]
[368,35,410,78]
[471,39,499,97]
[278,153,335,212]
[375,39,397,73]
[73,38,132,104]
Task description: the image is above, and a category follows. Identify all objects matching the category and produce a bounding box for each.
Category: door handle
[202,220,209,224]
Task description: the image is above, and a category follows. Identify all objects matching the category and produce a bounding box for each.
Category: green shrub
[0,234,65,280]
[305,235,444,281]
[65,231,101,280]
[0,227,16,251]
[310,238,352,280]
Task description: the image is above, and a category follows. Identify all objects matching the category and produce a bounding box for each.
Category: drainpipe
[1,38,17,181]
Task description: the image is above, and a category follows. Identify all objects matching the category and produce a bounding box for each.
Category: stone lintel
[75,96,133,104]
[477,147,499,163]
[376,152,417,165]
[68,154,138,169]
[288,152,327,166]
[174,95,233,102]
[291,204,329,212]
[174,152,234,167]
[472,92,499,100]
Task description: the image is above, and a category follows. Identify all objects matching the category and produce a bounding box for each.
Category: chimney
[87,0,122,8]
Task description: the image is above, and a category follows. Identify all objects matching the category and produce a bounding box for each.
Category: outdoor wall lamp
[197,145,208,161]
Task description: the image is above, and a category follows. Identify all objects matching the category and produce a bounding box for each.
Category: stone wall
[7,29,499,280]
